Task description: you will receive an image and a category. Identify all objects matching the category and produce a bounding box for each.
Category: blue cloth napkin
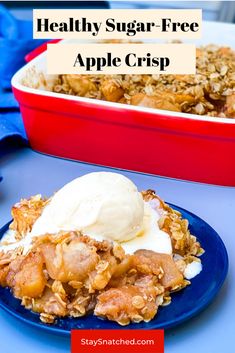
[0,5,46,90]
[0,91,28,145]
[0,90,27,182]
[0,5,41,147]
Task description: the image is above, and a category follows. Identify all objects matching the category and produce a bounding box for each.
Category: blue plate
[0,204,228,335]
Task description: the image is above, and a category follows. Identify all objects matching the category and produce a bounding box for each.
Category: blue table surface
[0,147,234,353]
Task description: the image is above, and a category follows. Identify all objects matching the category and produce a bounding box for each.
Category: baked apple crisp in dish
[53,45,235,118]
[0,172,204,326]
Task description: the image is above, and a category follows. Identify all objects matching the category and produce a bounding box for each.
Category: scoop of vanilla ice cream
[31,172,144,242]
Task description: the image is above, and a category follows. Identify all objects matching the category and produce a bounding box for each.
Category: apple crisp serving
[0,190,203,326]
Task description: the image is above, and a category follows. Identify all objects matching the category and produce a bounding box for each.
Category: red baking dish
[11,22,235,186]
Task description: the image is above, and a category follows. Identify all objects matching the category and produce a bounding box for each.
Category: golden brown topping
[33,287,68,317]
[10,195,48,239]
[40,313,55,324]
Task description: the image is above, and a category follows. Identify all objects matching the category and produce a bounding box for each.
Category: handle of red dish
[25,39,61,63]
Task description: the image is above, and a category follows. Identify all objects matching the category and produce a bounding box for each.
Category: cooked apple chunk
[95,275,163,325]
[134,250,184,290]
[40,240,99,282]
[11,252,46,298]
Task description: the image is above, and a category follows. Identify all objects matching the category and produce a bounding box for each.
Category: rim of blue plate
[0,203,229,335]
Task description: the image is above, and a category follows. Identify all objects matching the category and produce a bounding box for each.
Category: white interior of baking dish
[11,21,235,124]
